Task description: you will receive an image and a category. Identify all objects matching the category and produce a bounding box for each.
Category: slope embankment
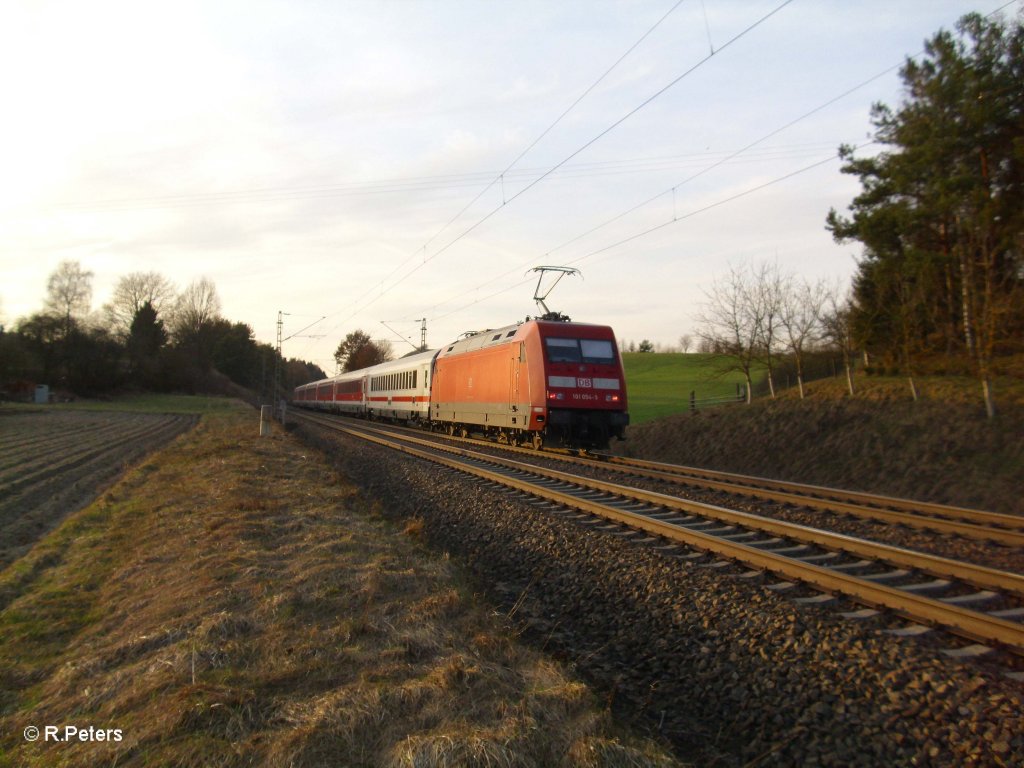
[616,394,1023,515]
[0,407,680,768]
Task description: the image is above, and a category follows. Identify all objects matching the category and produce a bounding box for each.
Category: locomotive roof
[436,318,613,358]
[296,319,616,389]
[295,348,437,389]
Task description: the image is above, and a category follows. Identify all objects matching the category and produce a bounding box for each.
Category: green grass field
[621,353,765,425]
[5,357,756,425]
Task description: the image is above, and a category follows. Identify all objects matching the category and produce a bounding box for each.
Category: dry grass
[621,387,1024,514]
[780,369,1024,407]
[0,410,683,767]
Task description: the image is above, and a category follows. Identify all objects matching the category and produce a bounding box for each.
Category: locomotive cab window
[544,337,617,364]
[580,339,615,363]
[545,338,581,363]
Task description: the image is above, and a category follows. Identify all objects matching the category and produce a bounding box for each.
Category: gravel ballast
[413,435,1024,576]
[296,420,1023,767]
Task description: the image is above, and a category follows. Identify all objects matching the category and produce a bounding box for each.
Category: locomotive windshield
[545,337,616,364]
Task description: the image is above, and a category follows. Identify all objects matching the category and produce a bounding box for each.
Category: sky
[1,0,1018,373]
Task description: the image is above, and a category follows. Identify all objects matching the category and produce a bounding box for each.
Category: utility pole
[274,311,289,417]
[380,318,428,352]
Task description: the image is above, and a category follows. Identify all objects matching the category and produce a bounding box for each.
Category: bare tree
[779,276,829,399]
[104,272,177,338]
[754,263,786,399]
[44,260,93,334]
[170,277,221,343]
[678,333,693,353]
[696,265,765,404]
[821,284,857,396]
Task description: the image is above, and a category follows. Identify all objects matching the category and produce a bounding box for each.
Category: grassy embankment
[619,366,1024,515]
[0,399,681,767]
[620,352,763,425]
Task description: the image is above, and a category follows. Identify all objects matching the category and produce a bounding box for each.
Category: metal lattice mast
[274,311,286,413]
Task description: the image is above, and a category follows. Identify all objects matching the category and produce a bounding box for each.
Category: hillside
[620,353,764,424]
[614,384,1024,516]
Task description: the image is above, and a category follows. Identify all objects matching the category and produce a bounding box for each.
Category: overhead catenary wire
[405,0,690,257]
[415,0,1020,325]
[418,64,905,321]
[299,0,692,355]
[306,0,796,354]
[302,0,1020,360]
[412,0,796,268]
[428,143,869,324]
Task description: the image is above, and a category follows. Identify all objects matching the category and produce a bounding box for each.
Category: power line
[310,0,795,351]
[568,147,869,269]
[419,67,901,320]
[297,0,693,356]
[429,145,866,324]
[30,143,839,216]
[416,1,1014,326]
[416,0,796,269]
[370,0,689,284]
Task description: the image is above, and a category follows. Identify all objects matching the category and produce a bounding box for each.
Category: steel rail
[591,453,1024,533]
[585,460,1024,546]
[307,411,1022,543]
[293,412,1024,653]
[316,416,1024,597]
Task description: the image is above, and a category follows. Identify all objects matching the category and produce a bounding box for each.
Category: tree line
[698,13,1023,417]
[828,12,1023,417]
[0,262,324,401]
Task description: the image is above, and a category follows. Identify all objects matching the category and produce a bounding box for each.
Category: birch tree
[696,265,765,404]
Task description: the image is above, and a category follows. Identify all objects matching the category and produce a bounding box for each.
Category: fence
[689,384,747,413]
[751,354,847,398]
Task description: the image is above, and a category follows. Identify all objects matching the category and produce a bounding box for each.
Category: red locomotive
[294,318,629,449]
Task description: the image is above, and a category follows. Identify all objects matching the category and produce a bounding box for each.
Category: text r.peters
[44,725,123,742]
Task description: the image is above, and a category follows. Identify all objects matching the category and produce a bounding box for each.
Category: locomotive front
[533,321,629,448]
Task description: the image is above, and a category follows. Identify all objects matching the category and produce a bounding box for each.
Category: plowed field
[0,410,197,569]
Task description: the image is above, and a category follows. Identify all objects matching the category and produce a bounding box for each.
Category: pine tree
[827,13,1024,417]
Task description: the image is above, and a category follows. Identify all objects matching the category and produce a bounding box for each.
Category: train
[293,318,629,449]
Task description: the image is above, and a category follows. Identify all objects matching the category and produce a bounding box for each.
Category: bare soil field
[0,409,197,572]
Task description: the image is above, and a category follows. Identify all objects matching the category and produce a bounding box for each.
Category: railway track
[452,432,1022,545]
[292,410,1024,661]
[301,411,1022,546]
[586,452,1024,545]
